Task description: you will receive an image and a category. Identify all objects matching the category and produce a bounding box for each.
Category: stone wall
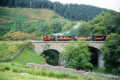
[31,41,105,54]
[26,63,120,80]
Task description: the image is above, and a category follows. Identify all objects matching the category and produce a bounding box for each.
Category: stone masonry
[31,40,105,67]
[31,40,105,54]
[26,63,120,80]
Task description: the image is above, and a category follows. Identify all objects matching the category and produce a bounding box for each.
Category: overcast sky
[50,0,120,12]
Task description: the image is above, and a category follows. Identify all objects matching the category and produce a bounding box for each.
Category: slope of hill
[0,0,107,21]
[0,7,68,24]
[0,7,69,36]
[0,41,46,65]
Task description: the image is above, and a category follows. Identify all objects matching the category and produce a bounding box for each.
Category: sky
[50,0,120,12]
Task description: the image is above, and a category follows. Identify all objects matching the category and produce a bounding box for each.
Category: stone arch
[42,49,60,66]
[88,46,104,67]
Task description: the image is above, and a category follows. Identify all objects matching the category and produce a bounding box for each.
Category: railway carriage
[74,35,91,41]
[92,35,106,41]
[57,36,72,41]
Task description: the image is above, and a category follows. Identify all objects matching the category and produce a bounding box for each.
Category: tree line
[0,0,107,21]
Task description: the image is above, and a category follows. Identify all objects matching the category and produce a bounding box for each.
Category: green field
[0,71,76,80]
[11,47,46,65]
[0,41,105,80]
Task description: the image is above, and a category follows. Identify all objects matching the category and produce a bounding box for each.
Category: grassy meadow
[0,41,105,80]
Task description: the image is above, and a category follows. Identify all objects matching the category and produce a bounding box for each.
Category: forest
[0,0,107,21]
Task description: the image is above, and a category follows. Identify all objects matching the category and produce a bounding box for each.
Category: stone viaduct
[31,40,105,67]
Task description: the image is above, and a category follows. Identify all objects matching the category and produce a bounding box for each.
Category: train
[43,35,107,41]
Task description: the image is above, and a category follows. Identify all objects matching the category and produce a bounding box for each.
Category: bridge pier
[98,50,104,67]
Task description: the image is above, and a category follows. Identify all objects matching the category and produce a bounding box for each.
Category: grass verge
[0,41,25,60]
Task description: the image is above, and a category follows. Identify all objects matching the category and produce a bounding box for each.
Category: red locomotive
[43,35,55,41]
[43,35,107,41]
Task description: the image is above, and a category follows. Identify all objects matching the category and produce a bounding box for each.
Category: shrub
[60,73,69,78]
[0,67,5,72]
[4,32,38,41]
[34,70,41,76]
[41,71,47,76]
[52,15,59,19]
[98,67,105,73]
[70,75,78,79]
[11,63,15,65]
[102,33,120,75]
[4,67,10,70]
[48,72,56,77]
[87,76,96,80]
[26,42,35,49]
[60,40,93,70]
[18,68,25,73]
[12,68,18,73]
[42,49,59,66]
[112,68,120,75]
[56,73,70,79]
[0,41,25,60]
[56,73,62,79]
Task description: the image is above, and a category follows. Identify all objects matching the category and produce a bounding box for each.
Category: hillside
[0,0,107,21]
[0,7,69,37]
[0,7,68,24]
[0,41,46,65]
[0,41,25,60]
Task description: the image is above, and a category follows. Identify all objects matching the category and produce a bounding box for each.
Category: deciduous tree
[60,40,93,71]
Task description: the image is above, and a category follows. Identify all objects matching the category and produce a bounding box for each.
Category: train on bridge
[43,35,107,41]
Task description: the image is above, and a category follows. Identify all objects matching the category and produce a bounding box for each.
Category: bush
[12,68,18,73]
[112,68,120,75]
[4,67,10,70]
[11,63,15,65]
[42,49,59,66]
[0,41,25,60]
[60,40,93,70]
[26,42,35,49]
[4,32,38,41]
[41,71,47,76]
[0,67,5,72]
[83,62,94,71]
[18,68,25,73]
[102,33,120,75]
[87,77,96,80]
[34,70,41,75]
[56,73,69,79]
[52,15,59,19]
[56,73,62,79]
[48,72,56,77]
[55,72,78,79]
